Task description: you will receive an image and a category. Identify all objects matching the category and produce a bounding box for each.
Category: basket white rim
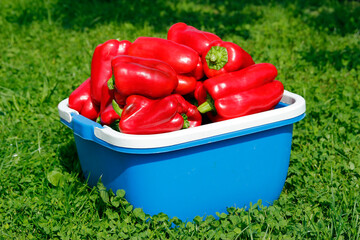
[58,90,306,149]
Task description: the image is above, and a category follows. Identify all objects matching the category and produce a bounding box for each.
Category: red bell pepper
[202,40,255,78]
[68,78,99,121]
[111,55,178,103]
[198,63,283,121]
[206,81,284,122]
[174,56,204,96]
[90,39,131,105]
[113,89,127,107]
[99,100,122,126]
[119,95,183,134]
[127,37,199,74]
[100,79,114,114]
[193,81,207,105]
[173,94,202,128]
[167,22,221,55]
[203,63,278,100]
[189,56,204,80]
[119,94,201,134]
[174,75,197,96]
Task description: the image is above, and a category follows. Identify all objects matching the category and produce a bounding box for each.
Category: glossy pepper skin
[167,22,221,55]
[127,37,199,74]
[174,74,197,96]
[198,63,283,121]
[69,78,99,121]
[189,56,204,80]
[194,81,207,105]
[100,100,122,126]
[119,95,183,134]
[119,94,201,134]
[207,81,284,122]
[111,55,178,104]
[175,56,204,95]
[100,80,114,114]
[90,39,131,105]
[113,89,127,107]
[204,63,278,99]
[173,94,202,128]
[202,40,255,78]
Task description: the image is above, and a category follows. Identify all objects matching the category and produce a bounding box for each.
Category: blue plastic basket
[58,90,305,222]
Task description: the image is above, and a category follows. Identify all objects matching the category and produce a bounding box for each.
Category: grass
[0,0,359,239]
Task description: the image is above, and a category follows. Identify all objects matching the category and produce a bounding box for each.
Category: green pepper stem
[197,101,213,114]
[112,100,123,117]
[205,46,228,70]
[181,114,190,129]
[198,93,216,114]
[108,76,115,90]
[96,116,101,124]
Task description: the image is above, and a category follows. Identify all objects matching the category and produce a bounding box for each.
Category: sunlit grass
[0,0,359,238]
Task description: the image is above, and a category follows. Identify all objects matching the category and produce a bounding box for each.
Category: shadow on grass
[57,138,84,180]
[4,0,359,37]
[4,0,266,38]
[300,45,360,71]
[56,139,110,217]
[289,0,360,36]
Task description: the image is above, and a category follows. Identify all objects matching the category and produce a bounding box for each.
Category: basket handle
[58,98,78,123]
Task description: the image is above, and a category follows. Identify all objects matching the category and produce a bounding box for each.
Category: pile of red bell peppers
[68,22,284,135]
